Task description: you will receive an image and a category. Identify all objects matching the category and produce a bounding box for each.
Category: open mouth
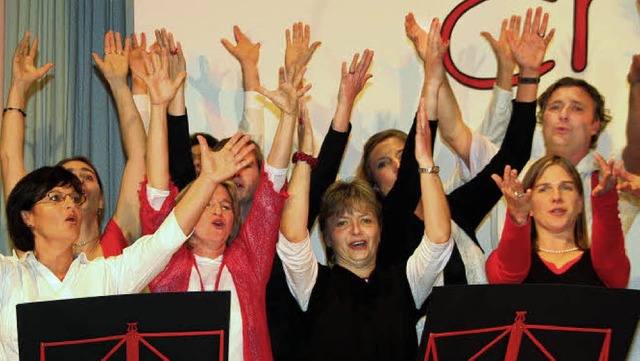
[550,208,566,216]
[350,240,367,249]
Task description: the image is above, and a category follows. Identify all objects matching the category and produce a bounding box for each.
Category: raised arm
[486,165,532,284]
[308,49,373,228]
[222,25,265,148]
[92,31,147,242]
[406,97,454,307]
[406,13,472,165]
[1,32,53,201]
[623,54,640,173]
[129,47,186,192]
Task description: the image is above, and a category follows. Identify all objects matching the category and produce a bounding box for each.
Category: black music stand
[17,291,230,361]
[419,284,640,361]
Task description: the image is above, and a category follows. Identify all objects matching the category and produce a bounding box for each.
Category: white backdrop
[135,0,640,283]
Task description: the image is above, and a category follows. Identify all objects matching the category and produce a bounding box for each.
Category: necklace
[73,236,100,249]
[536,246,580,254]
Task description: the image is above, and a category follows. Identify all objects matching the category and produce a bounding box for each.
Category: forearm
[514,69,538,103]
[276,232,318,311]
[406,233,453,308]
[266,112,296,169]
[331,97,354,133]
[147,104,170,190]
[109,82,147,161]
[623,84,640,173]
[420,171,451,245]
[167,86,186,116]
[0,85,29,200]
[241,61,260,92]
[591,186,630,288]
[281,161,311,243]
[436,78,472,165]
[167,112,196,190]
[486,215,531,284]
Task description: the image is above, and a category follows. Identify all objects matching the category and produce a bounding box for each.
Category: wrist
[518,68,540,79]
[292,151,318,169]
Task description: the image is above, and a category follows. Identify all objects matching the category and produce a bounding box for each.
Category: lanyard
[192,257,225,291]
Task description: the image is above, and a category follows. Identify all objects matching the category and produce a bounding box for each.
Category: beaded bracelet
[3,107,26,117]
[292,151,318,170]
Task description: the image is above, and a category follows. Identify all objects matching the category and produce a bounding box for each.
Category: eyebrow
[534,180,575,188]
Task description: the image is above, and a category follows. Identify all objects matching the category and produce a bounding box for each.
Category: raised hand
[132,49,186,106]
[616,166,640,199]
[155,28,186,81]
[424,18,449,89]
[592,153,617,197]
[285,22,321,75]
[129,32,148,80]
[92,30,130,87]
[199,131,255,184]
[258,66,311,116]
[11,31,53,93]
[414,97,434,167]
[221,25,260,68]
[507,7,554,75]
[297,99,315,155]
[481,16,519,81]
[338,49,374,105]
[492,165,531,225]
[405,12,428,62]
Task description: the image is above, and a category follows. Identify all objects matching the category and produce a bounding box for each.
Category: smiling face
[60,160,104,217]
[21,186,83,249]
[366,136,405,197]
[529,164,584,238]
[541,86,600,165]
[325,206,381,274]
[192,185,237,249]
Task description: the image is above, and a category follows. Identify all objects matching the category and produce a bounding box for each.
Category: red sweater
[486,172,630,288]
[139,169,286,361]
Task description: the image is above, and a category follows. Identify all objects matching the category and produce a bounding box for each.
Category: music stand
[419,285,640,361]
[17,291,230,361]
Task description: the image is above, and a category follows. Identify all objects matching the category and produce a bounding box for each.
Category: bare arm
[0,32,53,201]
[623,54,640,173]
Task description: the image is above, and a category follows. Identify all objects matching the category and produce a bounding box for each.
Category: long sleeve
[239,90,266,150]
[406,233,454,308]
[486,214,532,284]
[276,232,319,311]
[167,112,196,190]
[477,86,514,146]
[447,100,537,244]
[308,123,351,229]
[138,178,179,236]
[590,173,630,288]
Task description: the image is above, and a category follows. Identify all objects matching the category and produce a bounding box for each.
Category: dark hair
[522,155,588,250]
[56,156,104,194]
[213,137,264,170]
[318,178,382,265]
[7,166,83,251]
[356,129,407,187]
[190,132,219,149]
[537,77,612,149]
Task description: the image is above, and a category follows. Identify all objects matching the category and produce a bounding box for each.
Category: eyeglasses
[37,191,86,206]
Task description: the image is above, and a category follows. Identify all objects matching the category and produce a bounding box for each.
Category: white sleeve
[146,185,171,211]
[446,131,499,191]
[478,86,513,146]
[133,94,151,135]
[106,211,190,293]
[406,232,454,308]
[276,231,319,311]
[264,162,288,193]
[239,91,266,150]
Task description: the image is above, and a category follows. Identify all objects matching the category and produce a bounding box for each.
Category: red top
[486,172,630,288]
[100,218,129,258]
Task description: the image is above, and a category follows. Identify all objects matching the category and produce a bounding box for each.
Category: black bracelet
[518,76,540,85]
[3,107,26,117]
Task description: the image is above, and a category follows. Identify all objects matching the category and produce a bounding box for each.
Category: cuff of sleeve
[146,185,172,211]
[277,231,312,257]
[265,162,288,192]
[493,85,514,109]
[244,91,265,109]
[133,94,150,109]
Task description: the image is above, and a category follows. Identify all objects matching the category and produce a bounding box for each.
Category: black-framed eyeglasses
[37,191,86,206]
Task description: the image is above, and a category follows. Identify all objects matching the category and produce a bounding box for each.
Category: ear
[590,117,601,136]
[21,210,33,228]
[98,194,105,211]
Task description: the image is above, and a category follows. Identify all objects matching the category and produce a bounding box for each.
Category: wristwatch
[418,165,439,174]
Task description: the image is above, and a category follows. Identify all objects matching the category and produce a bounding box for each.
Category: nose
[211,203,222,215]
[391,158,401,174]
[351,221,362,235]
[551,187,563,203]
[559,106,569,122]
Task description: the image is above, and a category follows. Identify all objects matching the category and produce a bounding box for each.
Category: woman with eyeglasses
[0,48,254,357]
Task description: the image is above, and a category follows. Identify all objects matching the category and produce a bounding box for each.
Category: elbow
[426,228,451,245]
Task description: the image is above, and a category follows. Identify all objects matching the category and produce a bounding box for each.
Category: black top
[167,112,197,190]
[524,250,605,287]
[378,100,538,286]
